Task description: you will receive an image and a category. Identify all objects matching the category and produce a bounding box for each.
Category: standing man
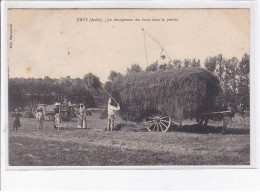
[107,97,120,131]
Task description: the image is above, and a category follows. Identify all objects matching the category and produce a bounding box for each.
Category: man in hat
[107,98,120,131]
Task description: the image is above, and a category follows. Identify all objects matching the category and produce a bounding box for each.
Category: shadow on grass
[168,124,249,135]
[100,122,249,135]
[113,122,147,132]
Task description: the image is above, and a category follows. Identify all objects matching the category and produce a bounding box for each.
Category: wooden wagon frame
[144,110,234,132]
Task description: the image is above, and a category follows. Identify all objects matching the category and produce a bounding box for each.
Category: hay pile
[111,68,220,122]
[83,73,102,90]
[22,110,35,118]
[114,122,147,132]
[99,109,108,119]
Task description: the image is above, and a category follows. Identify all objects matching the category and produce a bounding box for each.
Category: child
[12,108,22,132]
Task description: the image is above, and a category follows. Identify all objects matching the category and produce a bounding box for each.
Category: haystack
[23,110,35,118]
[83,73,102,90]
[111,68,220,122]
[114,122,147,132]
[99,109,108,119]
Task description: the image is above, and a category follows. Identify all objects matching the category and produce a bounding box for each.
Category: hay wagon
[43,103,76,121]
[111,68,221,132]
[27,93,77,121]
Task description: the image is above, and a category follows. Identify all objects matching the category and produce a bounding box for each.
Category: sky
[8,9,250,82]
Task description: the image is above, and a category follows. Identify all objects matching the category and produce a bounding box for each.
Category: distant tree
[158,64,167,70]
[191,58,201,68]
[59,76,72,87]
[165,61,174,71]
[127,64,143,74]
[221,58,239,110]
[183,59,192,68]
[104,81,112,94]
[237,53,250,114]
[204,53,250,114]
[146,59,182,72]
[108,71,122,81]
[8,74,104,108]
[172,59,182,69]
[83,73,102,90]
[226,57,238,94]
[204,56,217,72]
[8,80,26,111]
[146,61,158,72]
[214,54,225,90]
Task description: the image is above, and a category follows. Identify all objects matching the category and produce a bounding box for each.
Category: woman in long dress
[77,103,87,129]
[12,108,22,132]
[54,103,63,129]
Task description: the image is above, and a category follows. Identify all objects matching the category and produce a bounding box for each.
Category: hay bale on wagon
[111,68,220,131]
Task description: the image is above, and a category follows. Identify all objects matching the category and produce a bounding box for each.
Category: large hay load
[111,68,220,132]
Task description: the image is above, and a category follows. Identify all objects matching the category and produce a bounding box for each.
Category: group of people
[52,102,88,129]
[12,97,121,132]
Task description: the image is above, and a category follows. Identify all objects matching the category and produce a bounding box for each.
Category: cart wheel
[145,114,171,132]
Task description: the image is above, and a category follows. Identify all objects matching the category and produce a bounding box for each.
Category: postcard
[2,2,253,169]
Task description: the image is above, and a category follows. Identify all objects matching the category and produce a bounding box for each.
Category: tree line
[9,75,99,110]
[9,53,249,116]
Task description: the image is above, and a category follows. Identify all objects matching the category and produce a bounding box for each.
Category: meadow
[8,111,250,166]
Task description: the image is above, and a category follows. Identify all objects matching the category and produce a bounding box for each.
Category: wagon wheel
[145,114,172,132]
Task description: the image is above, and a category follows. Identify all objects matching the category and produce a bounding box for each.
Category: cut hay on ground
[22,110,35,118]
[111,68,220,122]
[114,122,147,132]
[99,109,108,119]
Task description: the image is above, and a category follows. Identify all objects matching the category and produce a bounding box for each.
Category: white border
[1,0,259,190]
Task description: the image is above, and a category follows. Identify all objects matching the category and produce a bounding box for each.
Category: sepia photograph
[6,8,250,167]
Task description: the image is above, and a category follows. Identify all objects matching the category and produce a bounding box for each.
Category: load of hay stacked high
[110,68,221,132]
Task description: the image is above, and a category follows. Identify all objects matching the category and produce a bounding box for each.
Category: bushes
[8,74,101,109]
[112,68,220,122]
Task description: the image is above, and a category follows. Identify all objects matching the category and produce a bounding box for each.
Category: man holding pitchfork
[107,97,120,131]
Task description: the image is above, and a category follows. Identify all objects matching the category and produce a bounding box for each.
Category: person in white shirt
[107,97,120,131]
[77,103,87,129]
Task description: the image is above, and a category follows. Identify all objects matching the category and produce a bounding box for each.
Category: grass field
[8,111,250,166]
